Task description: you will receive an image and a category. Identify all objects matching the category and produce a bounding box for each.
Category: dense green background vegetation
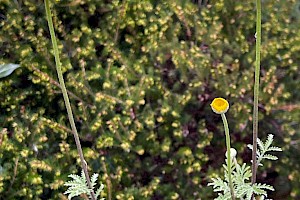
[1,0,300,199]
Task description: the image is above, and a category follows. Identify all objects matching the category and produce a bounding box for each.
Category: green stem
[44,1,96,200]
[251,0,261,187]
[221,113,235,200]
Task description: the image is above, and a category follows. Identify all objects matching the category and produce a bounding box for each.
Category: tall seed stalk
[44,1,96,199]
[251,0,261,187]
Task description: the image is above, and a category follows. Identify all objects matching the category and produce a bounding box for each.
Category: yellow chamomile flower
[210,98,229,114]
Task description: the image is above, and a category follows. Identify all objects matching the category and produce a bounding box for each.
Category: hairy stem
[44,1,96,199]
[251,0,261,187]
[221,113,235,200]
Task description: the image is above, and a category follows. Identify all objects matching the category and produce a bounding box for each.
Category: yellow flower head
[210,98,229,114]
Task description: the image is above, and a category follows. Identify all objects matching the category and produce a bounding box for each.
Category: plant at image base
[208,98,282,200]
[1,0,300,199]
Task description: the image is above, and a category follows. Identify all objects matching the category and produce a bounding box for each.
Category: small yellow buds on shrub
[210,98,229,114]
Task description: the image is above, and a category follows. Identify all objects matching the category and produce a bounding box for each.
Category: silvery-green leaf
[257,138,265,152]
[0,63,20,78]
[247,144,253,150]
[265,134,274,149]
[267,146,282,151]
[262,154,278,160]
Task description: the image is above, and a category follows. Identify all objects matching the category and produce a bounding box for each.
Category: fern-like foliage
[235,182,274,200]
[208,177,231,200]
[64,170,105,200]
[248,134,282,167]
[209,134,281,200]
[233,163,251,185]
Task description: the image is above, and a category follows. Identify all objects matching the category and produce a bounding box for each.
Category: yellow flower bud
[210,98,229,114]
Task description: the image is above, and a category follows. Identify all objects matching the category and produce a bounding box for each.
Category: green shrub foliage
[0,0,300,199]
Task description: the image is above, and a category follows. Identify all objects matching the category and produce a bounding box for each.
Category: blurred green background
[1,0,300,199]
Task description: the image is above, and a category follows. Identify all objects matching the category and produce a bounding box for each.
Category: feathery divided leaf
[235,182,273,200]
[210,134,280,200]
[208,177,229,193]
[95,183,105,200]
[215,193,231,200]
[262,154,278,160]
[91,173,99,187]
[257,138,265,153]
[208,177,232,200]
[248,134,282,166]
[267,146,282,152]
[265,134,274,149]
[253,183,274,195]
[233,163,251,184]
[64,170,105,200]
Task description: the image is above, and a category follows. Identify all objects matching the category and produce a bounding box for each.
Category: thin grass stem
[44,1,96,199]
[251,0,261,188]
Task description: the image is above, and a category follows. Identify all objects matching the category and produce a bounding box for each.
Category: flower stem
[221,113,235,200]
[251,0,261,188]
[44,1,96,200]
